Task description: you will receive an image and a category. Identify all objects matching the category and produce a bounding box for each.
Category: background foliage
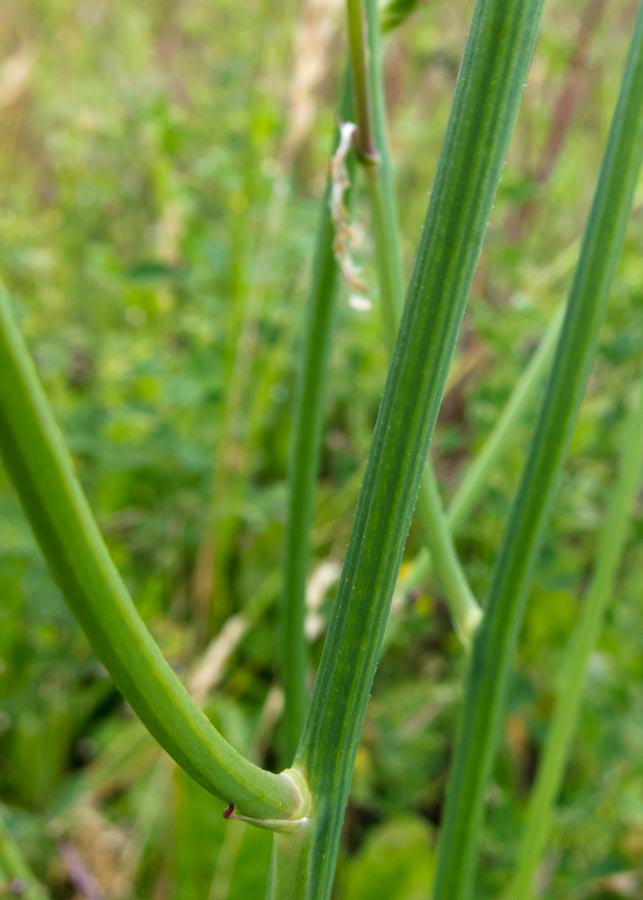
[0,0,641,896]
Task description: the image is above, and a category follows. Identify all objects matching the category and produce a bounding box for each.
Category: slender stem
[280,70,356,762]
[359,0,481,644]
[0,285,305,823]
[432,12,643,898]
[346,0,377,161]
[507,376,643,899]
[293,3,544,895]
[414,465,482,644]
[403,304,564,593]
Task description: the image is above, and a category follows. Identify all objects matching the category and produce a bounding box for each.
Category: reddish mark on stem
[223,803,236,820]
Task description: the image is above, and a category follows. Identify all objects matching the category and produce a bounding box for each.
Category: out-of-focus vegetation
[0,0,641,897]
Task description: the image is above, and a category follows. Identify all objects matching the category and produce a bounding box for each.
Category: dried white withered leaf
[329,121,371,309]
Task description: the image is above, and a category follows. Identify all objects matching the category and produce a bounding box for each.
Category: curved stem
[432,11,643,897]
[0,285,304,823]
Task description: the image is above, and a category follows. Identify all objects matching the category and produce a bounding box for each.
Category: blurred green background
[0,0,641,897]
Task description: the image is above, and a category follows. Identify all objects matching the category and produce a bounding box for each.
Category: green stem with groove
[292,2,545,895]
[360,0,481,644]
[507,375,643,899]
[280,70,356,762]
[0,284,304,823]
[432,10,643,897]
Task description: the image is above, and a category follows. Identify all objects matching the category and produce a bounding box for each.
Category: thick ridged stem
[361,0,481,644]
[294,2,546,895]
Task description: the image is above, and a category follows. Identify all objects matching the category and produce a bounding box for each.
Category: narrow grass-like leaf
[280,70,356,761]
[291,3,545,895]
[508,375,643,898]
[0,286,304,823]
[432,11,643,898]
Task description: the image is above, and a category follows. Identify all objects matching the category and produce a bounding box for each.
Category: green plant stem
[403,304,564,593]
[347,0,377,160]
[0,285,305,823]
[280,70,356,762]
[414,465,482,642]
[432,11,643,898]
[507,376,643,899]
[360,0,481,644]
[268,824,314,900]
[289,3,544,896]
